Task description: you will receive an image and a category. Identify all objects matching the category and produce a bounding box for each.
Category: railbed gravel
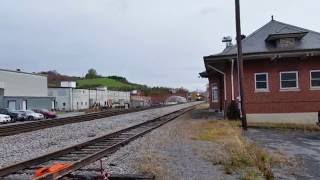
[0,103,199,168]
[76,108,237,180]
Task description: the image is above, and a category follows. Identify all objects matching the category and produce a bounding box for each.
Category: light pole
[235,0,248,130]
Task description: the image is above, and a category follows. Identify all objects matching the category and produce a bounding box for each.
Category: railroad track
[0,106,163,137]
[0,106,195,180]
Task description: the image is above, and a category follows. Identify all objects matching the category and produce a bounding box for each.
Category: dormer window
[265,32,308,49]
[278,38,296,48]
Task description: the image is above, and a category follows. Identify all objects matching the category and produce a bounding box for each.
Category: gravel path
[0,102,199,168]
[78,108,237,180]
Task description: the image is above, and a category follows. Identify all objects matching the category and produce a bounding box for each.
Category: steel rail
[0,106,195,179]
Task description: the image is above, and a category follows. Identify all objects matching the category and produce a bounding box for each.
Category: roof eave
[204,48,320,62]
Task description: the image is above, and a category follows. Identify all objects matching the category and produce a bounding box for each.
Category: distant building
[200,19,320,124]
[0,69,55,110]
[48,85,108,111]
[107,90,130,108]
[151,91,188,105]
[48,87,73,111]
[129,90,151,107]
[49,81,132,111]
[61,81,76,88]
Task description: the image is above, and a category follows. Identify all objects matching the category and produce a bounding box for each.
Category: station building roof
[204,20,320,61]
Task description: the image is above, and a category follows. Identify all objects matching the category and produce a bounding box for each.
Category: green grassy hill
[76,77,141,91]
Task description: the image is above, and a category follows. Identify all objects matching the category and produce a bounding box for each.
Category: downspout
[207,65,227,119]
[231,59,235,101]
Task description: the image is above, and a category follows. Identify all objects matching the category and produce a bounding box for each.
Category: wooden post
[235,0,248,130]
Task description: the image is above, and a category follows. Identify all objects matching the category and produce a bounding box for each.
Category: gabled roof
[207,20,320,58]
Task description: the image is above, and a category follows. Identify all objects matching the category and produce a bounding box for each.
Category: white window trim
[254,72,269,92]
[310,70,320,90]
[280,71,299,90]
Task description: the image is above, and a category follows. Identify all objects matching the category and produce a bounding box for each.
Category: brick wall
[246,57,320,113]
[222,57,320,114]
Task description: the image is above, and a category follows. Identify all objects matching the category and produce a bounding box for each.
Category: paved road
[245,129,320,179]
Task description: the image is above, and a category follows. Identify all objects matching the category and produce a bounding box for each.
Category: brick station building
[200,19,320,124]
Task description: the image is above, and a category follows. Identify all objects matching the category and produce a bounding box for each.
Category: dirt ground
[80,106,237,179]
[80,105,298,179]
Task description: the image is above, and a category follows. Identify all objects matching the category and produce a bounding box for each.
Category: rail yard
[2,1,320,179]
[0,102,200,179]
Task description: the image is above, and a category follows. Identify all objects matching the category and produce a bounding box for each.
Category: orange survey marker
[33,163,71,178]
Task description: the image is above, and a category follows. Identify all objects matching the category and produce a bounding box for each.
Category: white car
[18,110,44,121]
[0,114,11,124]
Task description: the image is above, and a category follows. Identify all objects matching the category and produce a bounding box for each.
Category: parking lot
[245,129,320,179]
[0,111,84,127]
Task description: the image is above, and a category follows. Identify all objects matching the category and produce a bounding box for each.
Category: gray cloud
[0,0,319,91]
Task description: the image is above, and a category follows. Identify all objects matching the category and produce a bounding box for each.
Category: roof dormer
[265,32,308,48]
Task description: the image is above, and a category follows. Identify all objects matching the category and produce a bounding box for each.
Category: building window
[280,71,299,89]
[212,86,219,103]
[254,73,269,91]
[310,70,320,88]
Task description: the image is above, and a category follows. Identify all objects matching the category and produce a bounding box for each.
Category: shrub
[227,100,240,120]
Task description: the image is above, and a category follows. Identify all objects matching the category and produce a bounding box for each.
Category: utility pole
[235,0,248,130]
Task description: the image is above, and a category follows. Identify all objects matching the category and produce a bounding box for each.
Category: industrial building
[107,90,130,108]
[49,81,133,111]
[48,82,108,111]
[0,69,55,110]
[49,86,131,111]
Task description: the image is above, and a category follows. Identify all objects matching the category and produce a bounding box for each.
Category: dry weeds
[191,120,290,180]
[132,105,295,180]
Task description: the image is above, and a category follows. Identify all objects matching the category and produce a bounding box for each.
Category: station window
[280,71,299,89]
[212,86,219,103]
[310,70,320,88]
[254,73,269,91]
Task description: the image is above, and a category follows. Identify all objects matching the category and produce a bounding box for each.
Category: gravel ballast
[0,103,199,168]
[77,107,237,180]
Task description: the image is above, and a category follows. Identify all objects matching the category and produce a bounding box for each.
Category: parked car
[32,109,57,119]
[17,110,44,121]
[0,114,11,124]
[0,108,25,122]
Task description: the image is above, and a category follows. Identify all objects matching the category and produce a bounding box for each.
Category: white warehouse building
[48,83,109,111]
[107,90,130,107]
[49,81,132,111]
[0,69,55,110]
[48,88,107,111]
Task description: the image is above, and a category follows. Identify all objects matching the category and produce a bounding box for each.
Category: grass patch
[192,120,287,180]
[76,77,138,90]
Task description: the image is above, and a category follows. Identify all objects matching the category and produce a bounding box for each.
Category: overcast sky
[0,0,319,91]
